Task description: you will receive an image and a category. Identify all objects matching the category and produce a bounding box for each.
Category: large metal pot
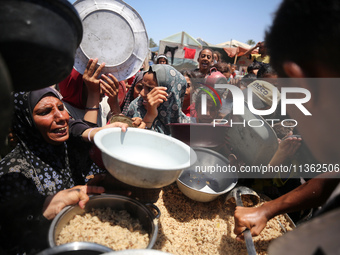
[0,0,83,91]
[48,194,160,250]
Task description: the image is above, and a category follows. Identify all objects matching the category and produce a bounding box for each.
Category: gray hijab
[127,64,189,135]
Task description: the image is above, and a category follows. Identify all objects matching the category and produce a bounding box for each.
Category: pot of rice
[48,194,160,251]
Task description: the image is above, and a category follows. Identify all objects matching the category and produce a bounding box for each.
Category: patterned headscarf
[121,71,144,115]
[126,64,189,135]
[0,88,101,196]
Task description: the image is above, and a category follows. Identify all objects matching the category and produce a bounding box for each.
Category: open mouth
[52,127,68,134]
[201,62,209,68]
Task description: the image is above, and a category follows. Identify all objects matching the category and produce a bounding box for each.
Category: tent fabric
[158,31,202,71]
[223,47,254,58]
[196,37,215,47]
[217,40,252,49]
[161,31,201,46]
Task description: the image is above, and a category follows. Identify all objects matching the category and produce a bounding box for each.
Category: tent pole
[234,46,239,64]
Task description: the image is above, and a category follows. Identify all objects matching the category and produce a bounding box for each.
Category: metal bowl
[176,148,238,202]
[94,128,197,188]
[37,242,112,255]
[168,123,229,148]
[48,194,160,250]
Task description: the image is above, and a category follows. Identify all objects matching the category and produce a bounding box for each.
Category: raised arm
[243,41,262,58]
[82,58,105,124]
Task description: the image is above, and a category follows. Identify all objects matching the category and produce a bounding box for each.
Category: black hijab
[0,87,102,196]
[0,88,104,254]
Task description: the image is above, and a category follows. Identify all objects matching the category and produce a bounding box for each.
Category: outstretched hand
[42,185,105,220]
[100,73,120,113]
[270,131,302,166]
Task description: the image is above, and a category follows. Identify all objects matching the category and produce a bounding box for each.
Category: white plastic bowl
[94,128,197,188]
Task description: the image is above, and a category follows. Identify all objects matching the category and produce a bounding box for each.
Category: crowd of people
[0,0,339,254]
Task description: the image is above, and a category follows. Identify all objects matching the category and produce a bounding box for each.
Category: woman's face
[32,95,70,145]
[133,81,143,99]
[140,72,158,105]
[184,76,191,102]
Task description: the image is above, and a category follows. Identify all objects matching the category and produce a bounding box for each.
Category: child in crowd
[126,64,189,135]
[212,62,231,81]
[180,70,193,117]
[156,54,169,65]
[213,51,222,64]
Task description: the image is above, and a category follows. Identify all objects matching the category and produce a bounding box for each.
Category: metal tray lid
[73,0,148,81]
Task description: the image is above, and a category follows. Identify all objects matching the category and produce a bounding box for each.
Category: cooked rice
[56,207,149,250]
[56,184,293,254]
[153,184,293,255]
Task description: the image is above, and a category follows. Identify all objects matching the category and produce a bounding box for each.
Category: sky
[69,0,283,46]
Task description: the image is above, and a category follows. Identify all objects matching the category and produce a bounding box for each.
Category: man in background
[244,41,270,64]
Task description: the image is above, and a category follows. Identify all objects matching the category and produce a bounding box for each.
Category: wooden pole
[234,47,239,64]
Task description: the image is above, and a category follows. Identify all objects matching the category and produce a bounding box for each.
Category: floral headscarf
[126,65,189,135]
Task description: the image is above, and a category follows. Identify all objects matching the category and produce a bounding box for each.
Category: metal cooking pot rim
[49,194,160,249]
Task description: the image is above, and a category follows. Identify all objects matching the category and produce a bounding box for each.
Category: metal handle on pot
[145,203,161,219]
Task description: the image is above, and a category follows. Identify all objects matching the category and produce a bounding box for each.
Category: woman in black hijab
[0,87,127,254]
